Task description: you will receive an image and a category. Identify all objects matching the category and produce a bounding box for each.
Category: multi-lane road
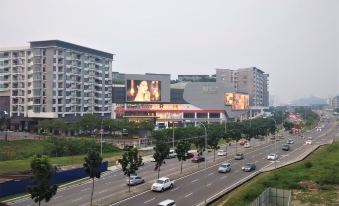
[9,115,337,206]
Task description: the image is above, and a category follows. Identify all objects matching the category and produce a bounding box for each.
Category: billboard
[225,93,249,110]
[126,80,161,102]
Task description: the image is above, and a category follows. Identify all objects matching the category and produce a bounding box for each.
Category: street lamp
[268,117,277,169]
[197,122,207,169]
[100,119,103,156]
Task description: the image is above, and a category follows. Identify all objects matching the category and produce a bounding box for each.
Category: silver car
[218,162,231,173]
[126,175,144,186]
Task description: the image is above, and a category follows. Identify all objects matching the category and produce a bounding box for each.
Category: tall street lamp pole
[100,119,103,156]
[268,118,277,169]
[197,122,207,169]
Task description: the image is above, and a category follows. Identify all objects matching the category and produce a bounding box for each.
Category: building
[112,73,249,128]
[178,75,215,82]
[329,95,339,111]
[0,40,114,130]
[216,67,269,117]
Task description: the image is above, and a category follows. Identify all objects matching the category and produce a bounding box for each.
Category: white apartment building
[0,40,113,130]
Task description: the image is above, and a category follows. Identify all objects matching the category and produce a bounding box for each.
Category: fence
[0,161,108,197]
[249,187,291,206]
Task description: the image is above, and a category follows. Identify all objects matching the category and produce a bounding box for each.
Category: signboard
[126,80,161,102]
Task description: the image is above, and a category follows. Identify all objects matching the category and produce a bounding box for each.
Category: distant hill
[289,96,326,106]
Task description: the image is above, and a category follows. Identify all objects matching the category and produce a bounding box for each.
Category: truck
[151,177,174,192]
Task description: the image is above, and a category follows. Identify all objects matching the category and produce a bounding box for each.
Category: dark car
[234,153,244,160]
[185,152,194,159]
[282,144,290,151]
[242,163,256,172]
[191,156,205,163]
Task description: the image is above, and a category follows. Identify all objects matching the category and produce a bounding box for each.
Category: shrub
[304,162,312,168]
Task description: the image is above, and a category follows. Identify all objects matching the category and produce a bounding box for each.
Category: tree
[83,150,103,206]
[175,140,191,174]
[118,148,143,192]
[153,140,170,178]
[27,155,58,206]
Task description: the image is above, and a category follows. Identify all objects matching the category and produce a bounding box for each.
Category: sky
[1,0,338,104]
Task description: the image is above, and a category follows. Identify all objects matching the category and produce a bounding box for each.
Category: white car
[267,153,278,160]
[218,162,231,173]
[151,177,174,192]
[287,139,294,144]
[158,199,176,206]
[217,150,227,156]
[244,142,251,148]
[305,140,312,145]
[166,149,177,159]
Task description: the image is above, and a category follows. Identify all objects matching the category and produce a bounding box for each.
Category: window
[197,113,208,118]
[183,113,195,118]
[209,113,220,118]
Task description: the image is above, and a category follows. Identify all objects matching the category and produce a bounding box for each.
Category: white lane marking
[184,192,193,198]
[168,167,176,171]
[72,197,82,202]
[54,195,63,199]
[191,179,199,183]
[114,174,117,177]
[98,189,108,194]
[220,176,227,180]
[81,188,90,192]
[144,197,155,204]
[206,183,212,187]
[171,186,180,192]
[207,172,214,176]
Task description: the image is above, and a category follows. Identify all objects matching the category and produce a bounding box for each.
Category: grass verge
[211,142,339,206]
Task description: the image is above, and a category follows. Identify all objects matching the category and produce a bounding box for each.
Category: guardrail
[249,187,291,206]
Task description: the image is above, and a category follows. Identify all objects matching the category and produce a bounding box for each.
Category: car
[267,153,278,160]
[234,153,244,160]
[287,139,294,144]
[151,177,174,192]
[282,144,290,151]
[185,152,194,159]
[158,199,176,206]
[126,175,144,186]
[244,142,251,148]
[239,139,246,145]
[305,140,312,145]
[242,163,256,172]
[307,136,313,140]
[166,149,177,159]
[191,155,205,163]
[258,136,265,141]
[278,134,284,139]
[217,150,227,156]
[218,162,231,173]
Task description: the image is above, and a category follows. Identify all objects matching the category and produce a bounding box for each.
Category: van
[158,199,176,206]
[166,149,177,159]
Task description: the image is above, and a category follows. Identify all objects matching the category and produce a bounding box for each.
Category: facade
[329,95,339,111]
[216,67,269,107]
[178,75,215,82]
[112,73,249,128]
[0,40,113,130]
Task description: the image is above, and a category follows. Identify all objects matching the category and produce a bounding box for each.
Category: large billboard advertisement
[126,80,161,102]
[225,93,249,110]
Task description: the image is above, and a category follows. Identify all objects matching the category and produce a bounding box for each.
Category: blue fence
[0,161,108,197]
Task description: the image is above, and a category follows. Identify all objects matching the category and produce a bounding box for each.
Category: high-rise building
[216,67,269,107]
[0,40,113,130]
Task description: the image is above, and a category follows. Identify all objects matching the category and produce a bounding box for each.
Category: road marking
[191,179,199,183]
[184,192,193,198]
[206,183,212,187]
[114,174,117,176]
[207,172,214,176]
[72,197,82,202]
[170,186,180,192]
[144,197,155,204]
[168,167,176,171]
[98,189,108,194]
[81,188,90,192]
[220,176,227,180]
[54,195,63,199]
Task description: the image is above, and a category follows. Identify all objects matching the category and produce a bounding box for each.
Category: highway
[9,115,337,206]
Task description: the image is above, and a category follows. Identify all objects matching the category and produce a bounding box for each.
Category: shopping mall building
[112,73,252,128]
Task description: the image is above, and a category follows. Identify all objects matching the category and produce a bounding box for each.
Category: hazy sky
[1,0,338,104]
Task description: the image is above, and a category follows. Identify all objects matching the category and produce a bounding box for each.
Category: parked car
[287,139,294,144]
[191,155,205,163]
[239,139,246,145]
[305,140,312,145]
[217,150,227,156]
[244,142,251,148]
[282,144,290,151]
[234,153,244,160]
[267,153,278,160]
[126,175,144,186]
[166,149,177,159]
[218,162,231,173]
[158,199,176,206]
[242,163,256,172]
[151,177,174,192]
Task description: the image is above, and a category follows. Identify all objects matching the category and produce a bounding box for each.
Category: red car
[191,156,205,163]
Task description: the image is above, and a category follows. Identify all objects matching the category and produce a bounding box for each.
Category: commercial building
[178,75,215,82]
[112,73,249,128]
[216,67,269,117]
[0,40,113,130]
